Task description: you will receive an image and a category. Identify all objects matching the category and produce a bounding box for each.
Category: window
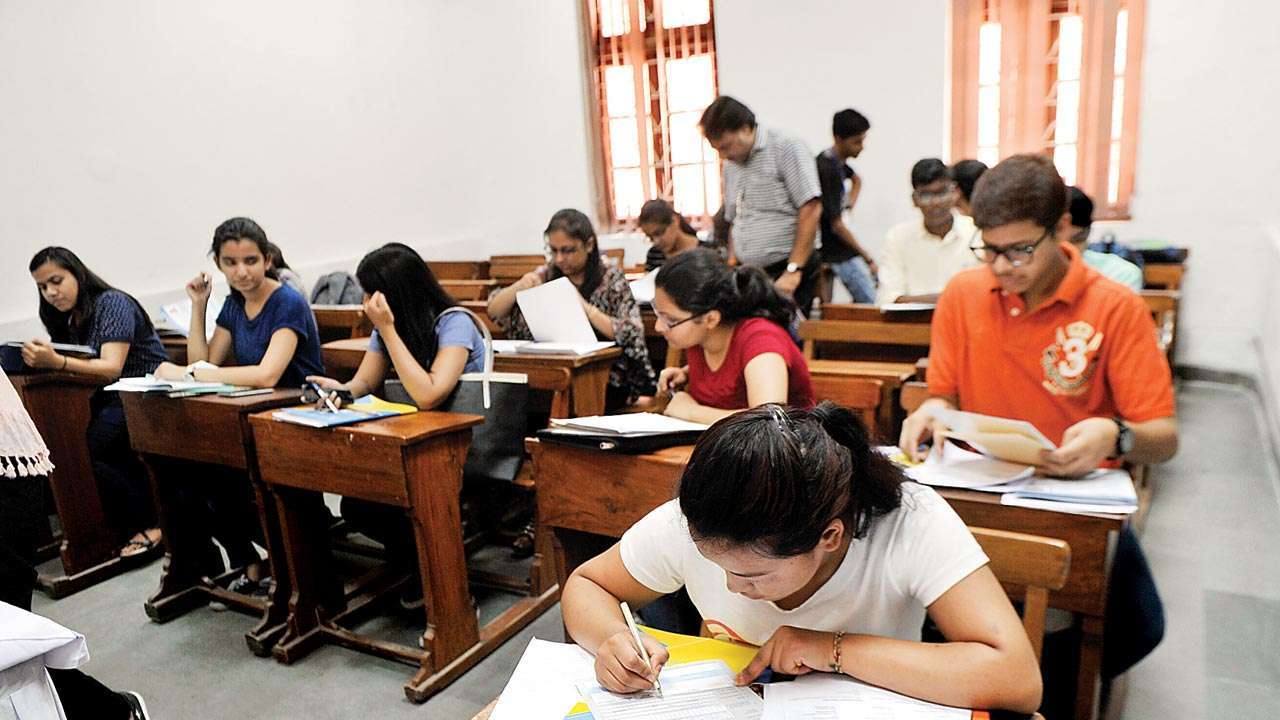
[585,0,721,226]
[950,0,1145,218]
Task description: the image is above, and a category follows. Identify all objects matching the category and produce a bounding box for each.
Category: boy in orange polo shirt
[899,154,1176,706]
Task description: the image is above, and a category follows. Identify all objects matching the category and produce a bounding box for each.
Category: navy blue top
[69,290,168,378]
[215,285,323,388]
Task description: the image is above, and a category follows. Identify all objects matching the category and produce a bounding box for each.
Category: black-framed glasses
[970,229,1053,268]
[655,311,704,330]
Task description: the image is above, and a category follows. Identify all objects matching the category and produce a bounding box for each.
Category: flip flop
[120,529,162,558]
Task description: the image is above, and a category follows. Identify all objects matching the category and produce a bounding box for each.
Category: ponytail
[810,402,903,538]
[656,248,795,328]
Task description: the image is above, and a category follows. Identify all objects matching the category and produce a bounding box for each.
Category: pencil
[619,601,662,696]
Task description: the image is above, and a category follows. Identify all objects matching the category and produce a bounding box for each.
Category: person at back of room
[898,154,1175,713]
[153,217,325,595]
[653,248,814,424]
[23,247,167,559]
[265,240,307,298]
[639,199,715,271]
[561,403,1042,714]
[876,158,979,305]
[487,208,655,409]
[1059,186,1143,291]
[951,159,988,218]
[817,108,878,303]
[701,96,824,316]
[307,242,484,591]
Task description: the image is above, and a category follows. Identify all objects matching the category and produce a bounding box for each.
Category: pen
[619,601,662,696]
[310,381,339,413]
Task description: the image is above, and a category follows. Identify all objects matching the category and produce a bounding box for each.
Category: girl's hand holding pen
[657,366,687,396]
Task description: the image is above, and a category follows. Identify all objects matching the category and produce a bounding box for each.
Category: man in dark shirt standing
[816,109,877,303]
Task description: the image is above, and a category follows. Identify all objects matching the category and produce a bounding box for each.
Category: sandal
[120,529,162,559]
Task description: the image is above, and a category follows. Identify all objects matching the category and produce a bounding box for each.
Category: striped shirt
[723,125,822,267]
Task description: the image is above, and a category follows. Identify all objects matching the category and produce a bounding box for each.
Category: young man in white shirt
[875,159,980,305]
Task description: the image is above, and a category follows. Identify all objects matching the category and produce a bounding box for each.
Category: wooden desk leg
[1075,615,1106,720]
[143,455,211,622]
[404,432,481,702]
[271,486,333,665]
[244,475,290,656]
[569,364,610,418]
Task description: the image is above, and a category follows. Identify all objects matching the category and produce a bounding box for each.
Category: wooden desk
[808,359,918,439]
[819,302,935,323]
[1142,262,1184,291]
[11,373,142,598]
[322,339,621,418]
[121,389,302,655]
[531,440,1121,720]
[428,260,489,280]
[249,410,558,703]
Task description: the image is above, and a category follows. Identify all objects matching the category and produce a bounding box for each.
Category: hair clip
[766,404,805,454]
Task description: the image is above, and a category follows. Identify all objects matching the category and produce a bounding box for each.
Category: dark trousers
[761,253,822,318]
[341,496,415,569]
[167,461,263,573]
[86,393,156,542]
[0,471,131,719]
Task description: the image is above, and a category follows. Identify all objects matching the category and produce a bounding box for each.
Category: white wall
[714,0,950,261]
[0,0,595,338]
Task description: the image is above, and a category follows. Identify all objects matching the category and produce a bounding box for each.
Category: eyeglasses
[970,229,1053,267]
[546,244,583,258]
[913,184,956,204]
[655,311,703,330]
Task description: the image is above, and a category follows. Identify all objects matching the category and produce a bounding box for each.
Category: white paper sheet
[157,294,226,342]
[1000,495,1138,515]
[516,277,600,343]
[490,638,598,720]
[762,675,968,720]
[629,268,659,304]
[577,660,762,720]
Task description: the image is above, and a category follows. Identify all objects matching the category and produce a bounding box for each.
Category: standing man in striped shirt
[700,96,823,316]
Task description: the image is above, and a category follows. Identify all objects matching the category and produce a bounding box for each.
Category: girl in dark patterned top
[26,247,167,558]
[487,208,655,409]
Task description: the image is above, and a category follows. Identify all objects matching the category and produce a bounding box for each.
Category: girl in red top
[654,249,815,424]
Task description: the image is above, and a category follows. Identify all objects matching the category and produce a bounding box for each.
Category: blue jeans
[830,256,876,303]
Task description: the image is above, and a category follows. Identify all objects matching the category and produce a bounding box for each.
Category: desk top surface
[121,388,302,411]
[808,359,918,382]
[8,371,106,389]
[249,406,483,444]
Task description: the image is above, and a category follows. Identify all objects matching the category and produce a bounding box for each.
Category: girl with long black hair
[562,402,1042,713]
[307,243,485,581]
[653,248,813,424]
[25,247,167,558]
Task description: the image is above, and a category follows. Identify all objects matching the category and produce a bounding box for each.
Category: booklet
[270,395,416,428]
[932,408,1056,465]
[493,339,616,356]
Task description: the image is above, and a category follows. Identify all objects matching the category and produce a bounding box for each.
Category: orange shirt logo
[1041,321,1104,396]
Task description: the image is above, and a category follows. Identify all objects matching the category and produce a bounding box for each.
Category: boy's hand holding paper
[1036,416,1121,478]
[931,408,1056,466]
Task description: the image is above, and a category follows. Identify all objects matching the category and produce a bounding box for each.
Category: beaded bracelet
[830,631,846,674]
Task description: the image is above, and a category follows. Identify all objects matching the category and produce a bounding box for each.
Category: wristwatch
[785,261,801,274]
[1111,417,1134,459]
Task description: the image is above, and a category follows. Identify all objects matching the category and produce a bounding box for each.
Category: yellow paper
[564,626,759,716]
[347,395,417,415]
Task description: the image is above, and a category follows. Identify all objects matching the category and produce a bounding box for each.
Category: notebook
[539,413,707,453]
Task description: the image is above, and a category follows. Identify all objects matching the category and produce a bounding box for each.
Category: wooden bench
[799,318,933,364]
[439,278,499,301]
[311,304,372,343]
[971,527,1071,661]
[489,254,545,284]
[427,260,489,280]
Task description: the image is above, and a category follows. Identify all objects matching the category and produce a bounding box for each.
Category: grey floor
[29,381,1280,719]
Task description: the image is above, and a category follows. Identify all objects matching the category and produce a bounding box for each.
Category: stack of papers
[550,413,708,436]
[879,302,936,313]
[104,376,237,394]
[576,660,761,719]
[881,445,1138,516]
[493,340,616,356]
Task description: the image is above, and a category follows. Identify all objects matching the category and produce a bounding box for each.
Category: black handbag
[385,307,529,482]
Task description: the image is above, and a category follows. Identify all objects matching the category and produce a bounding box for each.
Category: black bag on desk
[535,427,703,454]
[384,307,528,483]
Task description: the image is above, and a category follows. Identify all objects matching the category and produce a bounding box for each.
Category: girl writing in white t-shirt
[561,402,1042,713]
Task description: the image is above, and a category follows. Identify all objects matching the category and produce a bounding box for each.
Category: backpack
[309,271,363,305]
